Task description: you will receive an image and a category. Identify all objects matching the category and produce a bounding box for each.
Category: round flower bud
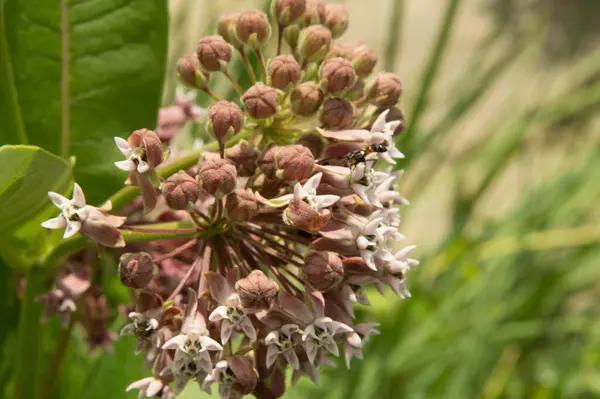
[236,9,271,49]
[351,44,377,77]
[128,129,163,170]
[226,188,259,221]
[271,0,306,26]
[303,251,344,291]
[319,57,357,94]
[226,142,259,177]
[297,25,332,63]
[298,132,325,158]
[196,35,232,72]
[228,356,258,395]
[242,83,280,119]
[197,158,237,198]
[283,24,301,49]
[291,82,323,116]
[162,171,199,210]
[301,0,326,27]
[373,107,406,136]
[345,79,365,101]
[268,55,301,90]
[319,97,356,129]
[235,270,279,312]
[119,252,154,289]
[260,145,314,181]
[218,13,242,47]
[324,4,349,38]
[177,53,209,89]
[366,72,403,107]
[284,199,330,231]
[207,100,244,141]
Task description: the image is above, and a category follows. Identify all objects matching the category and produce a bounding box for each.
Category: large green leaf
[1,0,168,203]
[0,145,72,265]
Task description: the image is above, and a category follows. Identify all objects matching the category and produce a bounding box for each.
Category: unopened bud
[366,72,403,107]
[197,158,238,198]
[119,252,154,289]
[319,57,357,94]
[271,0,306,26]
[162,171,199,210]
[196,35,232,72]
[235,270,279,312]
[236,10,271,49]
[351,44,377,77]
[284,199,330,231]
[303,251,344,291]
[301,0,326,27]
[242,83,281,119]
[298,132,325,158]
[226,189,260,221]
[319,97,356,129]
[268,55,301,90]
[260,145,314,181]
[177,53,209,88]
[207,100,244,141]
[324,4,349,38]
[226,142,259,177]
[291,82,323,116]
[128,129,163,170]
[228,356,258,395]
[344,79,365,101]
[298,25,332,63]
[218,13,243,47]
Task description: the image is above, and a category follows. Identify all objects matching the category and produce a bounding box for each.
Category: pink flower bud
[207,100,244,140]
[197,158,238,198]
[297,25,332,63]
[177,53,209,88]
[128,129,163,170]
[351,43,377,78]
[226,142,259,177]
[260,145,314,181]
[268,55,301,90]
[291,82,323,116]
[235,270,279,312]
[162,171,199,209]
[298,132,325,158]
[196,35,232,71]
[218,13,243,47]
[345,79,365,101]
[284,199,330,231]
[119,252,154,289]
[319,97,356,129]
[366,72,403,107]
[229,356,258,395]
[271,0,306,26]
[236,10,271,49]
[301,0,326,26]
[323,4,349,38]
[319,57,357,94]
[303,251,344,291]
[226,188,260,221]
[242,83,280,119]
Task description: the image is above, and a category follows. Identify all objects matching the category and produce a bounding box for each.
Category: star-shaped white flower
[356,217,401,270]
[126,376,172,399]
[161,329,222,376]
[41,183,87,238]
[265,324,302,369]
[202,360,240,399]
[114,137,150,173]
[208,294,256,345]
[265,173,340,209]
[302,317,353,364]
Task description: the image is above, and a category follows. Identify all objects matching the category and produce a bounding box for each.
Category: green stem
[399,0,462,158]
[255,48,268,82]
[383,0,404,71]
[43,317,75,399]
[0,5,28,145]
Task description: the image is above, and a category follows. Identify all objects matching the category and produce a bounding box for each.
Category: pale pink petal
[200,336,223,351]
[265,331,280,346]
[220,319,234,345]
[114,137,132,156]
[378,151,396,164]
[266,345,279,368]
[305,340,318,364]
[303,173,322,193]
[317,128,369,142]
[48,192,70,208]
[240,316,257,341]
[136,160,150,174]
[114,159,136,172]
[315,194,340,209]
[63,221,82,238]
[370,109,389,132]
[283,349,300,370]
[71,183,86,207]
[41,216,67,229]
[293,182,306,202]
[126,377,154,392]
[324,339,339,356]
[161,334,187,350]
[208,306,229,322]
[146,379,164,397]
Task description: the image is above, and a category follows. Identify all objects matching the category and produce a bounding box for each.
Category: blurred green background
[4,0,600,398]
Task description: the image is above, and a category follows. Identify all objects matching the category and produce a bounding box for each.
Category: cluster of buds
[40,1,417,398]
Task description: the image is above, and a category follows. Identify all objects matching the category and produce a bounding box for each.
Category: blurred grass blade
[383,0,404,71]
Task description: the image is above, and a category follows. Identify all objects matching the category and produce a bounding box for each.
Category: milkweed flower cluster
[40,0,418,398]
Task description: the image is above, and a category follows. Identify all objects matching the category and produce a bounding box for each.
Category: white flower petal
[315,194,340,209]
[305,340,318,364]
[162,334,187,350]
[284,349,300,370]
[137,160,150,174]
[63,220,82,238]
[221,319,234,345]
[72,183,86,208]
[146,379,164,397]
[371,109,389,133]
[266,344,280,368]
[209,306,229,322]
[265,331,280,346]
[126,377,154,392]
[48,192,70,209]
[200,336,223,351]
[324,339,339,357]
[304,173,322,194]
[114,159,136,172]
[240,316,256,341]
[114,137,132,156]
[41,216,67,229]
[293,182,306,202]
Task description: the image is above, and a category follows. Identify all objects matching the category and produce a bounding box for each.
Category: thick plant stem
[399,0,462,158]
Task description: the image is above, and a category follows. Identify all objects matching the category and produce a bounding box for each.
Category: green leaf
[2,0,168,203]
[0,145,72,265]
